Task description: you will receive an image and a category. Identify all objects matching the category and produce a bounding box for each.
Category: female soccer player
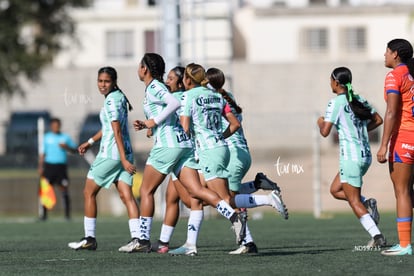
[68,66,139,251]
[129,54,249,254]
[317,67,385,249]
[168,64,286,255]
[152,66,285,254]
[377,39,414,256]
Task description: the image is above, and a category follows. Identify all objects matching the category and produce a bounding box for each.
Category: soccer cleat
[168,243,197,256]
[68,237,97,251]
[229,242,258,254]
[268,190,289,220]
[366,234,387,248]
[363,198,380,225]
[381,244,412,256]
[118,238,151,253]
[151,240,169,254]
[232,211,248,245]
[254,173,281,192]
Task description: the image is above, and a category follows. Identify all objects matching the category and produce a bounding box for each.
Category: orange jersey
[384,64,414,133]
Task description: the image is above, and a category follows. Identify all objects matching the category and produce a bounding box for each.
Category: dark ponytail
[98,66,133,111]
[206,68,242,114]
[331,67,372,121]
[407,58,414,78]
[141,53,165,83]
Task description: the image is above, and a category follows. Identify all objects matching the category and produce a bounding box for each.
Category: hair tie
[206,83,215,91]
[345,82,353,102]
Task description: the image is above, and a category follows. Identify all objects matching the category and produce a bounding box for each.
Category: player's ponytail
[206,68,242,114]
[331,67,372,121]
[407,58,414,79]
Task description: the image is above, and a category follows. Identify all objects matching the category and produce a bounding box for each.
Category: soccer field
[0,213,413,275]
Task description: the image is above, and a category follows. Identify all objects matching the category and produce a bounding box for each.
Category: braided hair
[331,67,371,120]
[206,68,242,114]
[141,53,165,83]
[98,66,133,111]
[184,63,206,85]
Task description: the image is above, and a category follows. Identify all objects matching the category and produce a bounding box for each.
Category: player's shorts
[389,131,414,164]
[339,158,371,188]
[227,146,252,192]
[170,149,200,181]
[87,157,133,189]
[198,146,230,181]
[146,147,197,175]
[43,163,69,186]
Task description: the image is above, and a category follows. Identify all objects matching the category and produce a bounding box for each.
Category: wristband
[87,138,95,145]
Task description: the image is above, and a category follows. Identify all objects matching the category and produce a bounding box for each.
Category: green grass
[1,213,413,275]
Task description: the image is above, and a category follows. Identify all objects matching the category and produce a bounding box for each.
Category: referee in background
[38,118,77,221]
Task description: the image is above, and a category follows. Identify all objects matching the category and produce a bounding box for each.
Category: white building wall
[235,6,414,63]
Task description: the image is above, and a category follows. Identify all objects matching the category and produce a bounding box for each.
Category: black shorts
[43,163,69,186]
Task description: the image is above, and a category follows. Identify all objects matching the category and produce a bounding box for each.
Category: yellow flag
[39,177,56,210]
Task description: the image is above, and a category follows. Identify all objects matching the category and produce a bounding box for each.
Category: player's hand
[146,128,153,138]
[377,146,388,163]
[78,142,90,156]
[122,160,136,175]
[317,116,324,127]
[133,120,147,131]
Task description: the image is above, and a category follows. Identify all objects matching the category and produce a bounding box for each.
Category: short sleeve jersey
[182,86,228,150]
[324,94,375,162]
[42,132,76,164]
[384,64,414,133]
[221,92,248,150]
[98,90,133,161]
[144,80,192,148]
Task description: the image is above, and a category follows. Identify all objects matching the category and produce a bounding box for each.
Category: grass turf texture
[0,213,413,275]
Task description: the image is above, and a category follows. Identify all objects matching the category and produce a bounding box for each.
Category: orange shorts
[389,131,414,164]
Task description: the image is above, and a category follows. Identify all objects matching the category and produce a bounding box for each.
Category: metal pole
[37,117,45,219]
[313,112,322,218]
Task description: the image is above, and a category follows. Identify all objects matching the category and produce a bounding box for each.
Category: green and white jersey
[172,90,185,116]
[182,86,227,150]
[144,80,192,148]
[324,94,374,162]
[221,92,248,150]
[98,90,133,161]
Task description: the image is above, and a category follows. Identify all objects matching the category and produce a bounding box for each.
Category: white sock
[234,194,270,208]
[128,218,140,239]
[138,216,153,240]
[84,216,96,238]
[216,200,235,220]
[186,210,204,246]
[239,181,257,194]
[242,224,254,245]
[360,213,381,237]
[159,224,175,243]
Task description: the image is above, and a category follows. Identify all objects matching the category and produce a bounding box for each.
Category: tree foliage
[0,0,91,96]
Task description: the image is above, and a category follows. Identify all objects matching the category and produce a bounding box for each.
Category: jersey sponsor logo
[401,143,414,150]
[196,96,221,106]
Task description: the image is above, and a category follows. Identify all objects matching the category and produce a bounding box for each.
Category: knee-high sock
[397,217,412,247]
[186,210,204,246]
